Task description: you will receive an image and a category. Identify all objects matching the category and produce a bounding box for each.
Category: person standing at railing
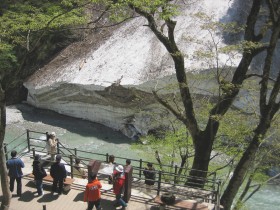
[6,150,25,197]
[125,159,131,168]
[143,162,156,193]
[32,154,47,196]
[108,155,116,184]
[47,131,58,162]
[73,158,88,179]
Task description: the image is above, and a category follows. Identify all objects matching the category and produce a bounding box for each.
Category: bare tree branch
[245,73,276,82]
[153,90,186,124]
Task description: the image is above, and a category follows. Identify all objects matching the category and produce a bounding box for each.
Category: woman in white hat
[112,165,127,208]
[47,132,58,162]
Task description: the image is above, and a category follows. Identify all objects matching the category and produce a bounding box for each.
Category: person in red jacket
[112,165,127,208]
[84,173,102,210]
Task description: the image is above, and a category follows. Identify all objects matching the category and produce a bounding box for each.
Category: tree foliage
[1,0,280,210]
[0,0,88,88]
[93,1,280,209]
[0,1,90,209]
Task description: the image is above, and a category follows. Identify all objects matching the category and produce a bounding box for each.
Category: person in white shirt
[47,132,58,162]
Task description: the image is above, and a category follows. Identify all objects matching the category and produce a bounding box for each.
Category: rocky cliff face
[23,0,249,138]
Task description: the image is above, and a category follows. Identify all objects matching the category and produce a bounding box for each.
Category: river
[5,104,279,209]
[5,103,139,159]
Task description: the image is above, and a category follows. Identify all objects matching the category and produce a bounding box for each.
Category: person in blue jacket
[6,150,25,197]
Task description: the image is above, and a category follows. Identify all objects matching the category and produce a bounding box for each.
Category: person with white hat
[47,131,58,162]
[112,165,127,208]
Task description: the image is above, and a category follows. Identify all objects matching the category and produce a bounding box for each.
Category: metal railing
[4,131,28,160]
[4,129,221,208]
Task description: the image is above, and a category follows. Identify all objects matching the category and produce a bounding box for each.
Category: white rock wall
[23,0,243,138]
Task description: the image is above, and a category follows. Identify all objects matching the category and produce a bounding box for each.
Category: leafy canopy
[0,0,89,83]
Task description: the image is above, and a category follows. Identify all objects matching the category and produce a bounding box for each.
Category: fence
[4,131,28,160]
[4,129,221,207]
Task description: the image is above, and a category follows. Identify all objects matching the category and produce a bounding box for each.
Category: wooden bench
[154,195,208,210]
[27,174,75,192]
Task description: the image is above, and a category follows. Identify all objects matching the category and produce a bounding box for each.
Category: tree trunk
[0,85,11,210]
[187,133,213,187]
[220,132,263,210]
[0,147,10,210]
[222,4,280,208]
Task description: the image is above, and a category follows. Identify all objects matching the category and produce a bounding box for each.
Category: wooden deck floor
[0,177,157,210]
[0,154,215,210]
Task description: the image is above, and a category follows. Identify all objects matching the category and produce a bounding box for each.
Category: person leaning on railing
[108,155,117,184]
[125,159,131,167]
[143,162,156,193]
[73,158,88,179]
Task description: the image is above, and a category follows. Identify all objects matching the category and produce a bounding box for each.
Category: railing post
[45,132,48,153]
[57,140,60,154]
[74,148,77,156]
[106,153,109,162]
[215,180,221,210]
[27,129,30,152]
[32,148,35,159]
[4,143,8,160]
[174,165,178,184]
[157,171,162,195]
[70,155,74,179]
[212,172,217,191]
[139,159,142,178]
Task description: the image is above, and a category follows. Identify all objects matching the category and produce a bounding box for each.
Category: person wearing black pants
[50,154,67,194]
